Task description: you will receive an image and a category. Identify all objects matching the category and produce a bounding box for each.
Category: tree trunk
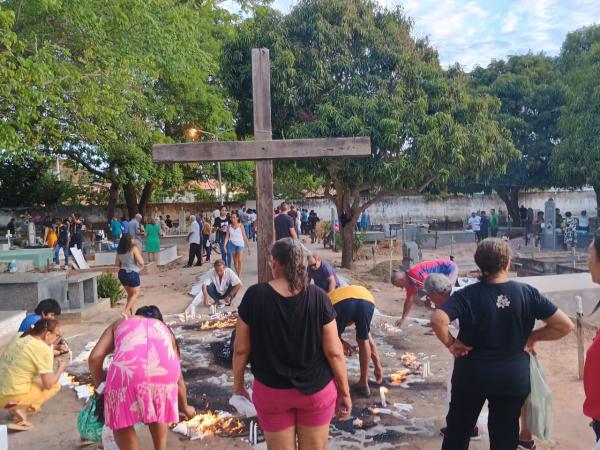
[341,223,355,269]
[138,181,155,219]
[123,184,138,218]
[497,187,520,225]
[106,181,120,222]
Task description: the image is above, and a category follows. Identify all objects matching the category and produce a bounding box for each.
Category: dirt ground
[1,238,596,449]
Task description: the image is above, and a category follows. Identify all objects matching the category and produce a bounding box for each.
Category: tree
[222,0,517,268]
[551,25,600,210]
[468,54,564,222]
[1,0,235,217]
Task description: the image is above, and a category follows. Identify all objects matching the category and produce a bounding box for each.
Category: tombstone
[542,198,556,250]
[402,241,421,268]
[0,272,68,312]
[179,208,186,233]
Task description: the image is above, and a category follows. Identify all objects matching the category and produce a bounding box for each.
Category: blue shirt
[110,220,122,236]
[307,261,340,292]
[18,314,41,332]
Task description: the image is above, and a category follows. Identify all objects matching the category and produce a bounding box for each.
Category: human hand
[56,343,69,354]
[448,339,472,358]
[394,317,405,328]
[181,404,197,420]
[341,339,354,357]
[525,336,537,356]
[58,359,68,371]
[233,385,251,402]
[335,391,352,420]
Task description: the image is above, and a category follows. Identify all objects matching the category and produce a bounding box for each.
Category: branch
[417,175,437,193]
[61,151,107,179]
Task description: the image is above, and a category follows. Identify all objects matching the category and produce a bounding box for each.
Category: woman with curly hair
[233,238,351,450]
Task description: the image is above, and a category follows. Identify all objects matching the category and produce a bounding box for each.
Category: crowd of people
[7,203,600,450]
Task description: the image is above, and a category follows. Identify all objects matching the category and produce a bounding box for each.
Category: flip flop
[8,420,33,431]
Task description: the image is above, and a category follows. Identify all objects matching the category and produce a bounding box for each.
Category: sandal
[224,299,233,307]
[8,420,33,431]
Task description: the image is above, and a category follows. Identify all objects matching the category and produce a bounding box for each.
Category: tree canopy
[466,54,563,221]
[222,0,517,267]
[551,25,600,209]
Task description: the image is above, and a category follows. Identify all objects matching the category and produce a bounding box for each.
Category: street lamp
[185,127,225,205]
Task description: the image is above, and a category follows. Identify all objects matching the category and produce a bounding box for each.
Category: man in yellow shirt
[0,319,66,430]
[328,285,383,397]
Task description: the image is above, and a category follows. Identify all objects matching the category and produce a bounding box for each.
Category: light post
[186,127,227,205]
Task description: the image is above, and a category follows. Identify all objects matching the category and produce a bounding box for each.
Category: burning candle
[253,422,258,445]
[379,386,388,407]
[68,349,73,365]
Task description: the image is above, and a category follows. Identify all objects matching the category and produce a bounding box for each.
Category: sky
[261,0,600,70]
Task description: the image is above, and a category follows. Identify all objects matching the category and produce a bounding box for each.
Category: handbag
[524,355,553,442]
[77,394,104,442]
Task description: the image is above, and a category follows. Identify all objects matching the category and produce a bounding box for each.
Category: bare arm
[232,318,251,398]
[88,322,117,387]
[40,360,67,389]
[395,293,415,326]
[290,227,298,239]
[241,225,250,254]
[323,320,351,419]
[229,283,242,298]
[431,309,471,358]
[527,309,575,351]
[224,228,230,247]
[132,245,145,269]
[327,275,337,293]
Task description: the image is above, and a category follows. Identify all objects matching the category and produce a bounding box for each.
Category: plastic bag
[524,355,553,442]
[77,395,104,442]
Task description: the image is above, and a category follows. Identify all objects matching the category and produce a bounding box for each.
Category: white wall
[291,190,597,224]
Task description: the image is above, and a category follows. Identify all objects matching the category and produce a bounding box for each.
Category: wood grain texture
[152,137,371,163]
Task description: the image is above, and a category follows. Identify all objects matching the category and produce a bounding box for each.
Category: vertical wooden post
[576,296,585,380]
[252,48,274,283]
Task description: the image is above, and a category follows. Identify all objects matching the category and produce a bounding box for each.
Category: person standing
[45,218,58,249]
[328,285,383,398]
[164,214,173,229]
[213,206,230,257]
[233,238,352,449]
[249,209,257,241]
[584,230,600,445]
[54,218,70,269]
[6,217,16,236]
[479,211,489,240]
[467,212,481,243]
[391,259,459,327]
[360,211,369,232]
[308,211,320,244]
[274,203,298,241]
[431,238,574,450]
[145,217,162,263]
[201,217,212,262]
[490,208,499,237]
[563,211,578,250]
[307,254,340,293]
[128,213,144,243]
[579,210,590,233]
[301,209,309,235]
[120,216,129,236]
[115,234,144,315]
[185,215,202,268]
[69,213,84,250]
[0,319,66,431]
[110,216,122,244]
[88,306,196,450]
[224,211,250,276]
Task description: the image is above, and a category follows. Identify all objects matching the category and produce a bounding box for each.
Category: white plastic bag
[525,355,553,442]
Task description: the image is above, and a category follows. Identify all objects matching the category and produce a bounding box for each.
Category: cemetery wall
[291,189,598,224]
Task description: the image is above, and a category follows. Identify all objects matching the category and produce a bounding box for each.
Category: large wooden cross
[153,48,371,282]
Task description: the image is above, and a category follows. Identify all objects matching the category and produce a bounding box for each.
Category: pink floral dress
[104,317,181,430]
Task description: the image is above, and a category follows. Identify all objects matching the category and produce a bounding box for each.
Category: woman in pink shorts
[233,238,352,449]
[89,306,196,450]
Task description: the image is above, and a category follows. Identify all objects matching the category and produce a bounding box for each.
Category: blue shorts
[333,298,375,341]
[118,269,141,288]
[226,242,244,254]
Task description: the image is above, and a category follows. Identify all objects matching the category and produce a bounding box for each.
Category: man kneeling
[328,285,383,397]
[0,319,66,431]
[202,259,242,307]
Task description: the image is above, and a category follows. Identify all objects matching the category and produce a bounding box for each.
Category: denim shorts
[118,269,141,288]
[226,242,244,254]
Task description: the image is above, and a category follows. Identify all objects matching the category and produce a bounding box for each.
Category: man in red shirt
[391,259,458,327]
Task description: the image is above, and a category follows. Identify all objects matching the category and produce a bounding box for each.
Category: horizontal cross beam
[153,137,371,163]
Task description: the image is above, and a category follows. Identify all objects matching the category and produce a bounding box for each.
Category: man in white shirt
[467,212,482,243]
[185,214,202,267]
[202,259,242,306]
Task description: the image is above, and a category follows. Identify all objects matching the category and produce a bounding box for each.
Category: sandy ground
[1,239,596,449]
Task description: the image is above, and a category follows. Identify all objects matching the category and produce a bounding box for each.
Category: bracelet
[445,335,456,348]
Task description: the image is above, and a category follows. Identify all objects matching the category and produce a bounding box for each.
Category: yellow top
[328,285,375,305]
[46,229,58,248]
[0,335,54,396]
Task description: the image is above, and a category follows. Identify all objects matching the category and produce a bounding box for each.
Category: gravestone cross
[153,48,371,282]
